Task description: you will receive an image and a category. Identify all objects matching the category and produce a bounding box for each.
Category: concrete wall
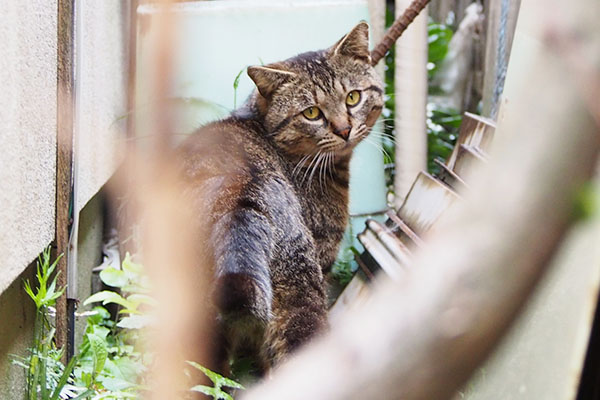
[0,0,129,396]
[0,193,105,399]
[77,0,129,213]
[0,0,58,295]
[0,0,129,293]
[0,263,36,400]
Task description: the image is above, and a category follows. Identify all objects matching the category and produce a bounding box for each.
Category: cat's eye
[346,90,361,106]
[302,106,321,120]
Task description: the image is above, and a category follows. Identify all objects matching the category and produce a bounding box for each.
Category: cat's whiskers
[353,125,371,142]
[322,151,334,193]
[362,136,393,161]
[301,150,322,186]
[368,129,396,142]
[326,151,335,181]
[308,152,325,188]
[292,151,316,179]
[318,152,327,193]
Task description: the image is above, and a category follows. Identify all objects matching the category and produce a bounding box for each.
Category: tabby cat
[177,22,383,371]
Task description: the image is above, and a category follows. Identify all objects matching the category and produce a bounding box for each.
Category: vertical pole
[430,0,455,24]
[393,0,428,205]
[481,0,520,119]
[368,0,386,79]
[56,0,75,361]
[127,0,138,143]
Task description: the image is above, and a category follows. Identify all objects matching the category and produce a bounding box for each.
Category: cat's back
[176,116,301,227]
[178,117,273,176]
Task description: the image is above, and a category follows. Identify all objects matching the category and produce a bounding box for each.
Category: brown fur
[176,22,384,372]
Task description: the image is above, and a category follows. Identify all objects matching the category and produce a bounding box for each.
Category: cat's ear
[329,21,371,63]
[247,63,296,98]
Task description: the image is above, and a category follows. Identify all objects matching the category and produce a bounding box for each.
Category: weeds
[188,361,244,400]
[13,250,243,399]
[11,247,88,400]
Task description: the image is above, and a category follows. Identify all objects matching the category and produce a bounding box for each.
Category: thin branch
[370,0,431,66]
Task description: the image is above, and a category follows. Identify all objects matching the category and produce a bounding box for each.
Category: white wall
[77,0,129,213]
[0,0,58,294]
[0,0,129,294]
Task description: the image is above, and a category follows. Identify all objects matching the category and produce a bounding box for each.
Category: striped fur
[177,22,384,372]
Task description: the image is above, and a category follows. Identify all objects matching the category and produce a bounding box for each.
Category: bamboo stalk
[393,0,428,203]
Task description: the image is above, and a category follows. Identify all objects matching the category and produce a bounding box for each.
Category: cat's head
[247,22,384,159]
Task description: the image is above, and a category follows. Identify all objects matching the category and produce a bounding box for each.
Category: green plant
[381,2,398,193]
[188,361,244,400]
[426,105,461,175]
[83,253,154,330]
[11,247,89,400]
[78,253,243,399]
[73,253,152,398]
[12,249,242,399]
[427,23,453,80]
[232,67,245,109]
[426,20,460,175]
[331,245,360,287]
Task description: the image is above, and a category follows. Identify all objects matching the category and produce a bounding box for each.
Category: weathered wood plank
[329,271,371,326]
[386,209,425,248]
[447,112,496,169]
[397,171,460,235]
[434,158,469,193]
[453,143,488,179]
[55,0,75,360]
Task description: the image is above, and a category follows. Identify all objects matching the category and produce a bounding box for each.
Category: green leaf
[100,376,135,392]
[49,354,78,400]
[187,360,219,385]
[47,252,63,277]
[99,267,129,288]
[122,252,143,274]
[84,290,134,309]
[126,294,157,307]
[572,182,599,221]
[70,389,95,400]
[186,361,244,389]
[217,375,245,390]
[232,67,246,109]
[427,22,453,80]
[110,355,145,382]
[86,306,111,325]
[191,385,234,400]
[23,280,38,308]
[117,315,153,330]
[87,333,108,378]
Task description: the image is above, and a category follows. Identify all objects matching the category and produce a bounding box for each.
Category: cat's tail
[215,272,272,323]
[212,206,275,323]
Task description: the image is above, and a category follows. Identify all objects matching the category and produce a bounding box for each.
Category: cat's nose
[332,125,351,141]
